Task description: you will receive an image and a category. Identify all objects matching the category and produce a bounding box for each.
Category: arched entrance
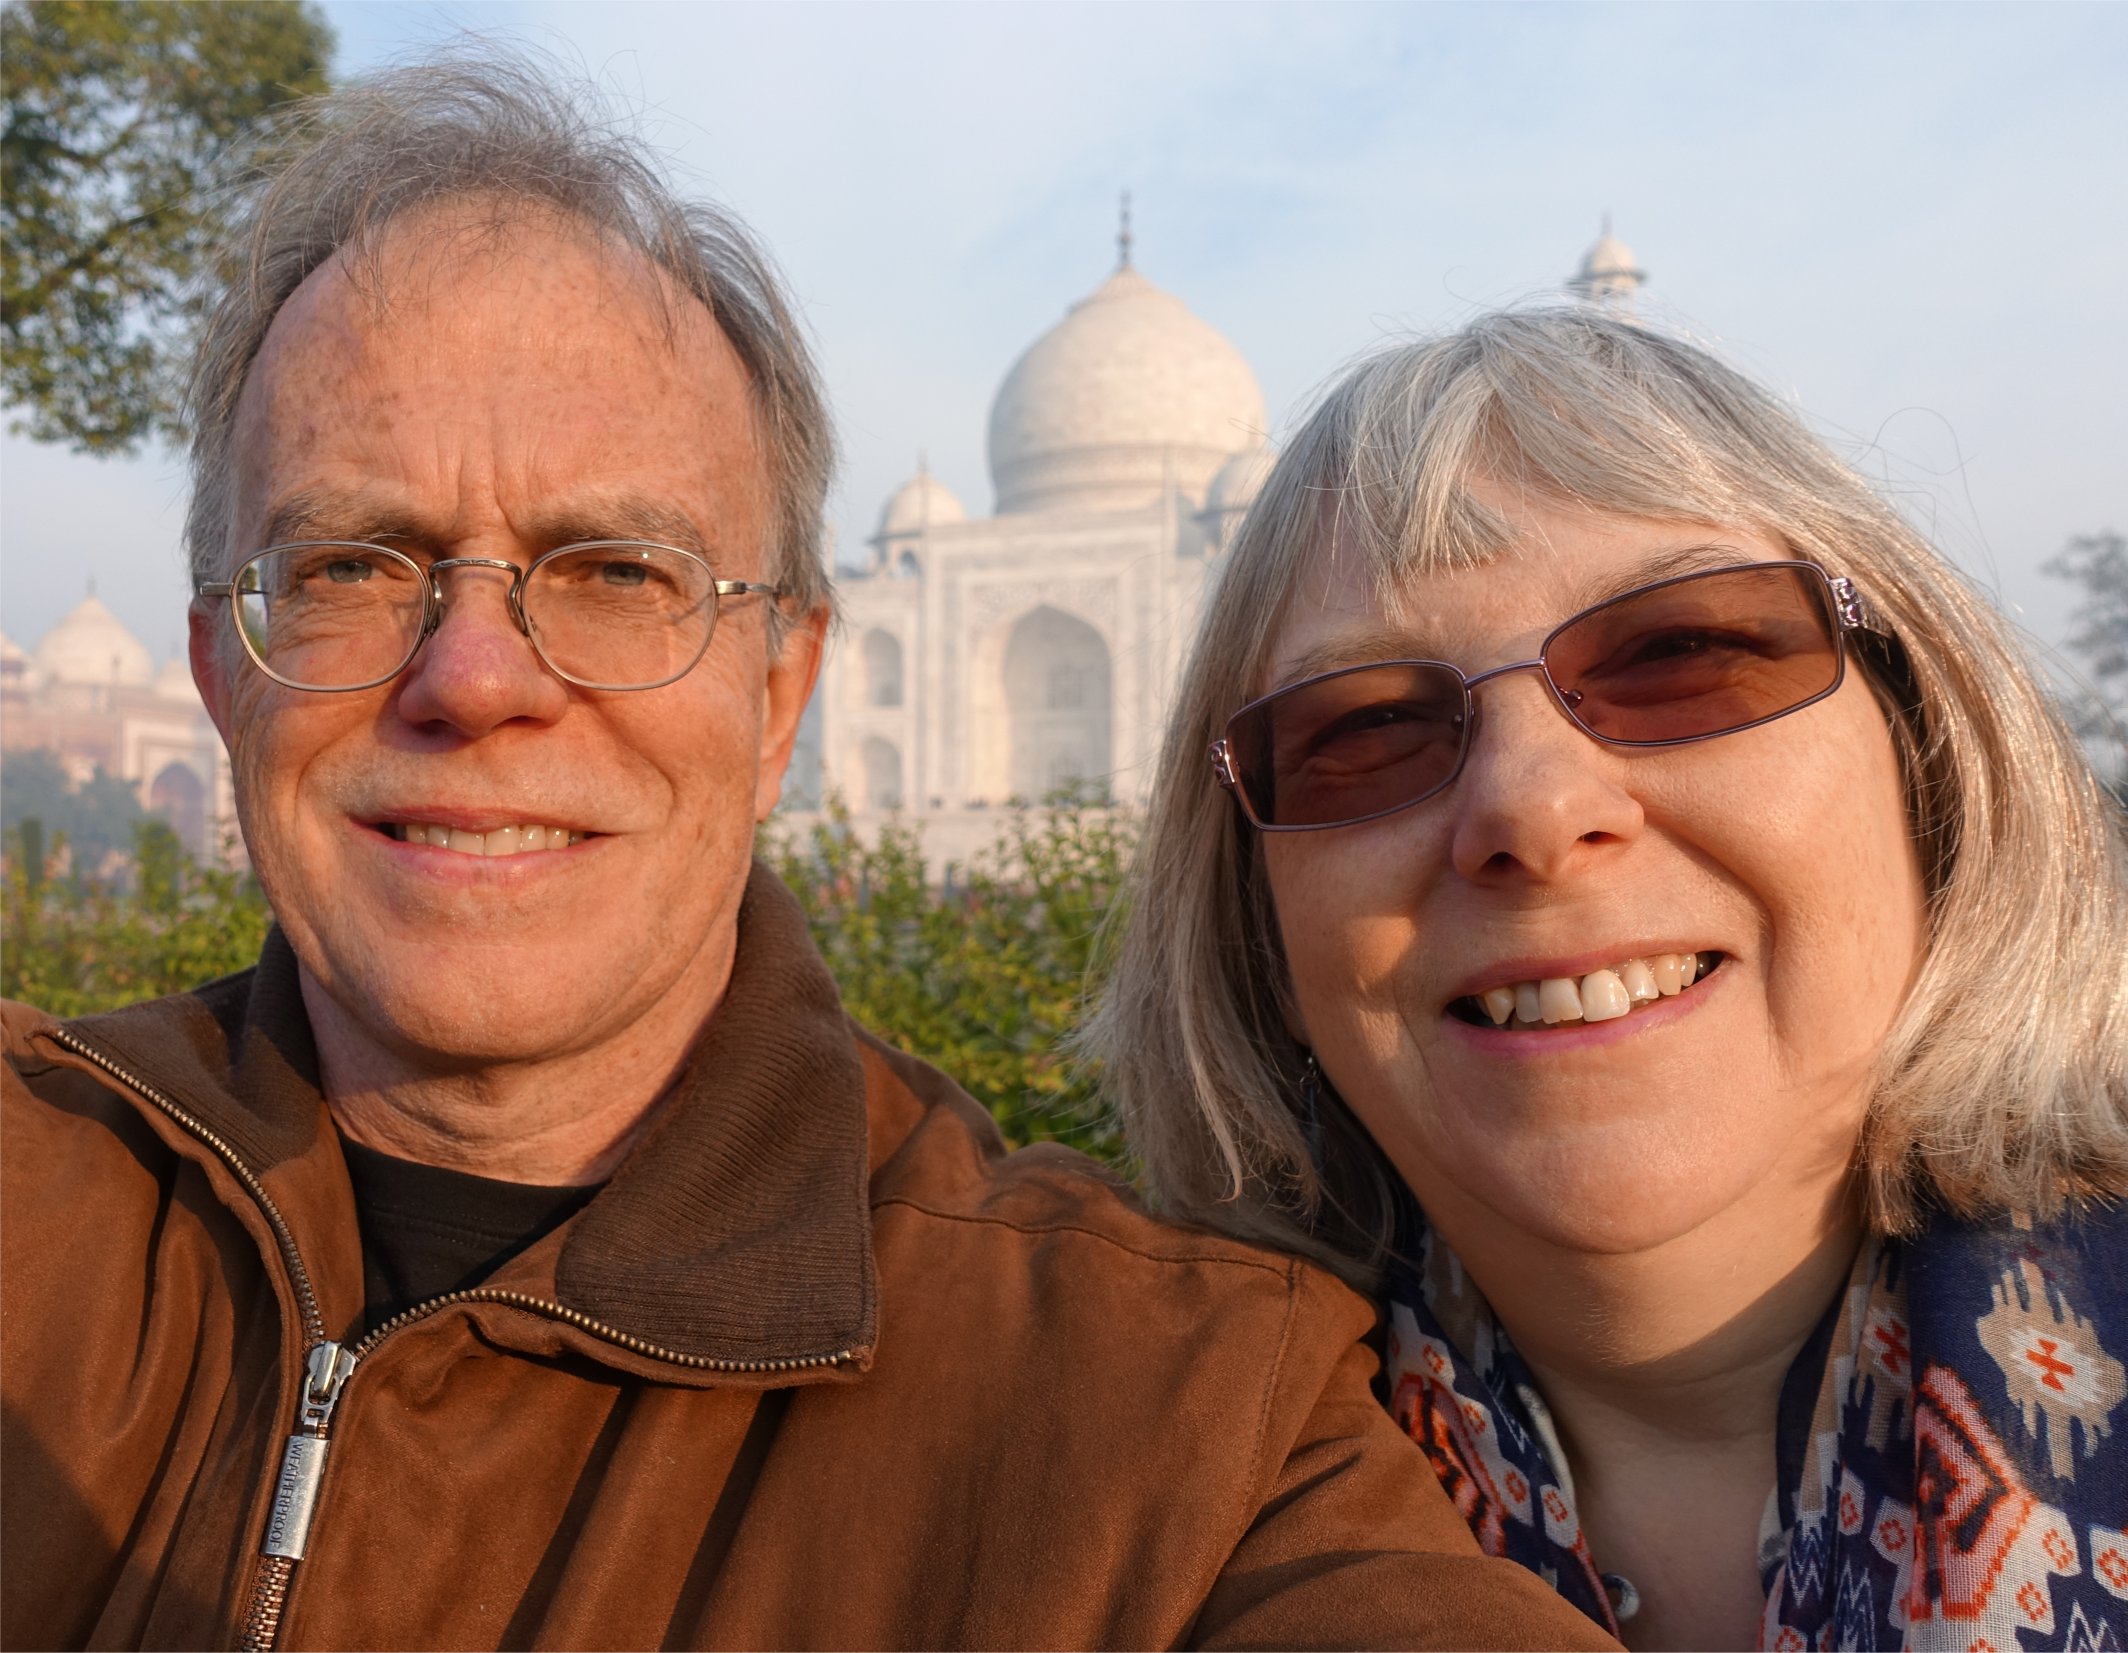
[147,761,208,857]
[993,605,1111,803]
[860,628,904,708]
[859,736,903,812]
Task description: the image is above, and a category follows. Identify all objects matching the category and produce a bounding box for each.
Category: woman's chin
[1407,1131,1763,1260]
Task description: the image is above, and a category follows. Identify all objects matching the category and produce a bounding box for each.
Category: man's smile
[377,820,592,855]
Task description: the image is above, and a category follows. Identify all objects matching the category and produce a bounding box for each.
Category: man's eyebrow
[521,499,711,559]
[256,490,714,561]
[260,487,430,548]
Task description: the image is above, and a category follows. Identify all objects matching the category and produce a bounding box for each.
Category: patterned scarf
[1381,1203,2128,1650]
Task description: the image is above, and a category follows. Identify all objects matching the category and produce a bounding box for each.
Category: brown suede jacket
[2,866,1612,1652]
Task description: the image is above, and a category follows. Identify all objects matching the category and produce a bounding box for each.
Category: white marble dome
[34,594,153,689]
[987,265,1267,516]
[1571,226,1645,302]
[1583,232,1639,277]
[0,631,38,692]
[874,467,967,542]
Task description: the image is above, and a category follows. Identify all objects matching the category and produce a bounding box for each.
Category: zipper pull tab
[298,1340,357,1433]
[263,1341,357,1560]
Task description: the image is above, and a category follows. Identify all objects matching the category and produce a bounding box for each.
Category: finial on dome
[1117,191,1133,271]
[917,447,929,476]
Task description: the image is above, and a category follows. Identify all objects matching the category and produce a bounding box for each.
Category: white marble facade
[809,246,1273,863]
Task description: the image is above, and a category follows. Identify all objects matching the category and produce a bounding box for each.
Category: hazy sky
[4,1,2123,692]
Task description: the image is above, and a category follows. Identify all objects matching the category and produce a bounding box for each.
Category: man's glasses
[196,541,785,693]
[1211,560,1884,831]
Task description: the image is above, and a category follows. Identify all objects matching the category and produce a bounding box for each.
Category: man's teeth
[388,822,586,856]
[1471,953,1714,1028]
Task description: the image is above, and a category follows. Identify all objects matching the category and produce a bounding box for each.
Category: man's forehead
[222,201,767,567]
[333,199,683,325]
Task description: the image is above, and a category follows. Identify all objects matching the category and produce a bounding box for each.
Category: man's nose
[393,563,569,736]
[1446,669,1644,883]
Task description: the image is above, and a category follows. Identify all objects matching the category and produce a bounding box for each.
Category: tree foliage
[2,0,332,451]
[3,816,271,1017]
[762,799,1131,1161]
[0,746,147,869]
[2044,528,2128,784]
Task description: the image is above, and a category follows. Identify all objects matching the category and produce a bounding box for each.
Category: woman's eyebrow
[1571,543,1757,610]
[1264,544,1764,690]
[1269,624,1434,691]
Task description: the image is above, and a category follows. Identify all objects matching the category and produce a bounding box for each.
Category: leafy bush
[761,799,1130,1163]
[3,818,271,1017]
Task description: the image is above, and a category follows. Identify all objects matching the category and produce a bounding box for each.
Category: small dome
[1203,441,1275,518]
[873,467,966,543]
[34,593,154,689]
[1,631,40,692]
[153,655,201,702]
[988,264,1266,516]
[1569,222,1646,305]
[1579,233,1640,280]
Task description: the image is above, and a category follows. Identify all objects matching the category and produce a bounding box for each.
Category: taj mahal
[800,220,1645,861]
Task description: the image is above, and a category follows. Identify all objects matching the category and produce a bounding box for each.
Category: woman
[1088,309,2127,1651]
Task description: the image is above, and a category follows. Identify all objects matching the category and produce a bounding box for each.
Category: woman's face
[1260,481,1927,1257]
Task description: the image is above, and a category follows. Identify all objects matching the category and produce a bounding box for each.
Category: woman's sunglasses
[1211,560,1885,832]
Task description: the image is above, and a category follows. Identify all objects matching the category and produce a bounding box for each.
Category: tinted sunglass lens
[1228,662,1468,827]
[1545,565,1842,744]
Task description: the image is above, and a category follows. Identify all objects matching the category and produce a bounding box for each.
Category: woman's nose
[393,564,568,736]
[1446,670,1644,883]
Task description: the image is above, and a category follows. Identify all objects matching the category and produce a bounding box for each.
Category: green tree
[2,816,270,1016]
[763,798,1133,1163]
[0,746,146,869]
[2,0,332,451]
[2044,529,2128,788]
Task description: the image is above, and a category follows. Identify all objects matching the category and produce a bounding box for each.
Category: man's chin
[294,929,643,1072]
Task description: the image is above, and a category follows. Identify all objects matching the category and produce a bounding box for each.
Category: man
[1,59,1611,1652]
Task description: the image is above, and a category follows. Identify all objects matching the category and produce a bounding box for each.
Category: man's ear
[189,603,239,748]
[754,602,829,824]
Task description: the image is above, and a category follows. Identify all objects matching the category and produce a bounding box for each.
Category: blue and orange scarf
[1382,1204,2128,1650]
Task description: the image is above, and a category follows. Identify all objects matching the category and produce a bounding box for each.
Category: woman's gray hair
[1086,306,2128,1290]
[183,52,835,636]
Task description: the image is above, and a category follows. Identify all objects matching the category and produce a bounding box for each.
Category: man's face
[194,211,822,1074]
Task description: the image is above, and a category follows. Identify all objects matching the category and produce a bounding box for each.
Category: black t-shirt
[339,1135,602,1334]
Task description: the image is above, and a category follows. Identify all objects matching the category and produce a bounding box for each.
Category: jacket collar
[63,862,878,1370]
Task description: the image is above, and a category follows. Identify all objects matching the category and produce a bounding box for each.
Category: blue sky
[5,1,2123,689]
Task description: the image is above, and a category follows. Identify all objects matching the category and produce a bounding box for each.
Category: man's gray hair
[183,54,835,633]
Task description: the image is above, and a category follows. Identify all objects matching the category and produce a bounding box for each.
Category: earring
[1298,1051,1326,1172]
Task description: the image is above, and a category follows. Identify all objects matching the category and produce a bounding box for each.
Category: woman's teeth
[1468,952,1717,1028]
[387,822,586,856]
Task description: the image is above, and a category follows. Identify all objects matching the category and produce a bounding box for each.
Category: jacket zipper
[44,1025,859,1650]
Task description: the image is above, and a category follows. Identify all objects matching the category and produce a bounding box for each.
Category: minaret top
[1569,216,1646,308]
